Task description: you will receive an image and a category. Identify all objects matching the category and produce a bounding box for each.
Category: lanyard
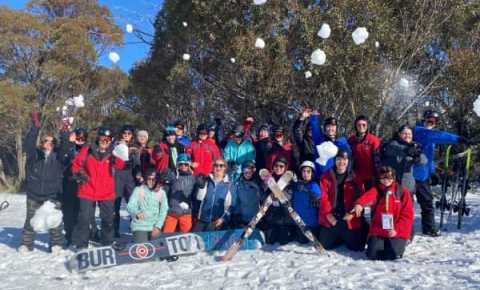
[385,191,391,212]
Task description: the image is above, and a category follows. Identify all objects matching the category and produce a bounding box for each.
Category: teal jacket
[127,185,169,232]
[223,139,256,182]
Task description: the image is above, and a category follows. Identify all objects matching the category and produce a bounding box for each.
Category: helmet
[423,110,439,120]
[273,156,289,166]
[335,148,350,160]
[299,160,315,171]
[164,126,176,136]
[242,160,256,170]
[177,153,192,165]
[97,127,113,137]
[74,127,88,136]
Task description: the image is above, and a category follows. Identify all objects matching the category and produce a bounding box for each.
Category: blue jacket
[292,180,322,227]
[176,135,191,147]
[196,175,235,223]
[223,139,256,182]
[413,126,460,181]
[310,115,351,176]
[232,177,263,223]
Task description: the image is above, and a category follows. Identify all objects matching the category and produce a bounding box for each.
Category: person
[113,124,137,237]
[318,149,367,251]
[231,160,263,228]
[259,156,295,245]
[223,125,256,182]
[163,154,204,233]
[194,158,235,231]
[380,125,427,195]
[265,126,294,171]
[291,161,321,244]
[131,129,154,183]
[19,111,65,253]
[254,124,272,171]
[126,169,169,243]
[174,120,191,147]
[71,127,126,249]
[351,166,414,260]
[186,123,221,176]
[348,115,381,189]
[309,113,351,176]
[413,110,469,237]
[293,109,316,164]
[152,126,185,174]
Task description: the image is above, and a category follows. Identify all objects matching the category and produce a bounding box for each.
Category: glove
[72,172,88,184]
[179,202,190,210]
[309,195,320,208]
[430,172,440,186]
[31,111,41,128]
[196,174,208,188]
[407,143,422,158]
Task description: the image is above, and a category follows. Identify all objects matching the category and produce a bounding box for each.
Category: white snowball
[108,51,120,63]
[425,101,430,106]
[473,95,480,117]
[311,49,326,65]
[230,57,236,63]
[255,38,266,49]
[73,95,84,108]
[305,71,312,79]
[316,141,338,166]
[65,98,74,106]
[56,107,60,112]
[182,21,188,27]
[182,53,191,61]
[375,41,380,48]
[253,0,267,5]
[45,208,63,229]
[68,117,74,124]
[30,201,59,233]
[352,27,369,45]
[126,24,133,33]
[317,23,331,39]
[399,78,410,88]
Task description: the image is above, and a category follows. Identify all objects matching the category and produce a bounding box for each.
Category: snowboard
[66,233,204,272]
[194,228,265,252]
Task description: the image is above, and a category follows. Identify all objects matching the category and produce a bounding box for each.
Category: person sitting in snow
[127,169,169,243]
[19,110,65,254]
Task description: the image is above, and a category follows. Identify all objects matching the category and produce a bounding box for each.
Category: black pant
[295,226,320,244]
[318,221,366,251]
[366,236,407,260]
[73,198,115,248]
[62,179,79,245]
[21,198,64,250]
[415,179,435,232]
[114,170,135,235]
[192,220,228,232]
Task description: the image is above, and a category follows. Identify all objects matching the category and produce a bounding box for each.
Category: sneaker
[18,245,33,254]
[423,229,441,237]
[50,245,63,255]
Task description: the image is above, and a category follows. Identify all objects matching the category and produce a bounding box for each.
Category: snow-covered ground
[0,190,479,290]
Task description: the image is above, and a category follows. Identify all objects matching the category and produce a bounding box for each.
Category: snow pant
[366,236,407,260]
[133,231,152,243]
[21,197,64,250]
[114,169,135,236]
[73,198,115,248]
[295,226,320,244]
[259,205,296,245]
[415,179,435,232]
[318,221,367,251]
[62,179,79,245]
[163,214,193,233]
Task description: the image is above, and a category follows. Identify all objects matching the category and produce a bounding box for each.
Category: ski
[221,171,293,261]
[259,169,325,254]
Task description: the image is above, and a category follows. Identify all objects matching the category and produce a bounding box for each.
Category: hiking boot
[423,229,441,237]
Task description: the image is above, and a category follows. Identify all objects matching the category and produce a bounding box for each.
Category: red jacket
[348,133,381,183]
[355,182,414,240]
[152,142,169,173]
[319,171,365,230]
[186,139,221,176]
[265,141,293,171]
[72,146,125,201]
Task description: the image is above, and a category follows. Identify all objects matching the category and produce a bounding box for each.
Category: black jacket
[293,118,315,163]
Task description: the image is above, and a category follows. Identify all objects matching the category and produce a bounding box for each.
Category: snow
[73,94,85,108]
[352,27,369,45]
[255,38,266,49]
[30,201,62,233]
[253,0,267,5]
[182,21,188,27]
[305,70,312,79]
[317,23,331,39]
[126,24,134,33]
[108,52,120,63]
[399,77,410,88]
[311,49,326,65]
[1,190,480,289]
[230,57,236,63]
[182,53,191,61]
[473,95,480,117]
[375,41,380,48]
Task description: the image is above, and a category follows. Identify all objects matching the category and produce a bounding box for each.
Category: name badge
[382,213,394,230]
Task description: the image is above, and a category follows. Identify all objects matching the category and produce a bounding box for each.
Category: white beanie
[136,130,149,139]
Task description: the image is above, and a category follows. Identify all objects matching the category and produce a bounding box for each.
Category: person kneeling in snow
[351,166,414,260]
[19,111,65,254]
[127,169,169,243]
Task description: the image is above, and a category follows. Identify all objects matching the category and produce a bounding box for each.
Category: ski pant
[366,236,407,260]
[73,198,115,248]
[114,169,135,235]
[295,226,320,244]
[133,231,152,243]
[21,197,64,250]
[163,214,193,233]
[62,179,79,245]
[415,179,435,232]
[318,221,367,251]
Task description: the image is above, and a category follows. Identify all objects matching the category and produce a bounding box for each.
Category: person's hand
[136,175,144,183]
[387,229,397,238]
[213,218,224,228]
[343,213,354,222]
[191,162,199,168]
[136,212,145,220]
[151,227,161,238]
[351,204,363,217]
[301,108,312,120]
[326,213,337,226]
[68,132,76,142]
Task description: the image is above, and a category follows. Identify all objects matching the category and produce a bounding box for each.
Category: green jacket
[223,139,255,182]
[127,185,169,232]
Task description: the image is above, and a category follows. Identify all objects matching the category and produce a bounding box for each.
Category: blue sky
[0,0,163,72]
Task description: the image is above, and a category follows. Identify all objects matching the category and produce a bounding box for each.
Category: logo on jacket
[128,243,156,260]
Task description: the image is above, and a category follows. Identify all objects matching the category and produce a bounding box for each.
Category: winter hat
[233,125,244,137]
[177,153,192,165]
[323,117,337,128]
[197,123,208,134]
[335,148,350,160]
[354,115,369,126]
[164,126,176,136]
[299,160,315,171]
[242,160,256,170]
[207,123,216,132]
[136,130,148,139]
[120,124,135,134]
[423,110,439,121]
[175,120,185,129]
[273,156,289,167]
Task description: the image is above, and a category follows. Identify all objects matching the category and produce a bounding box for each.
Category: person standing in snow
[223,125,256,182]
[318,149,367,251]
[175,120,191,147]
[265,126,294,171]
[293,108,316,165]
[351,166,414,260]
[348,116,381,190]
[412,110,473,237]
[71,127,126,249]
[186,123,222,176]
[19,111,65,254]
[152,126,185,174]
[130,129,154,183]
[254,124,272,171]
[126,169,169,243]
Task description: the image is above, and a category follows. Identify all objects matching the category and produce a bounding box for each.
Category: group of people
[19,107,470,261]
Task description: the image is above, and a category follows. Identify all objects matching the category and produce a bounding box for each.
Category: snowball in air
[255,38,266,49]
[230,58,236,63]
[68,117,74,125]
[126,24,133,33]
[311,49,326,65]
[56,107,60,112]
[182,53,191,61]
[65,98,74,106]
[316,142,338,166]
[109,52,120,63]
[399,78,410,88]
[473,95,480,117]
[73,95,85,108]
[352,27,369,45]
[375,41,380,48]
[253,0,267,5]
[317,23,331,39]
[182,22,188,27]
[305,71,312,79]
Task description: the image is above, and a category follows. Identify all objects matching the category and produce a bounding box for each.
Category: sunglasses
[178,163,190,166]
[176,126,184,130]
[214,163,226,168]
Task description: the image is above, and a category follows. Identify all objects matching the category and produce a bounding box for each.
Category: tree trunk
[15,127,25,186]
[0,158,11,190]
